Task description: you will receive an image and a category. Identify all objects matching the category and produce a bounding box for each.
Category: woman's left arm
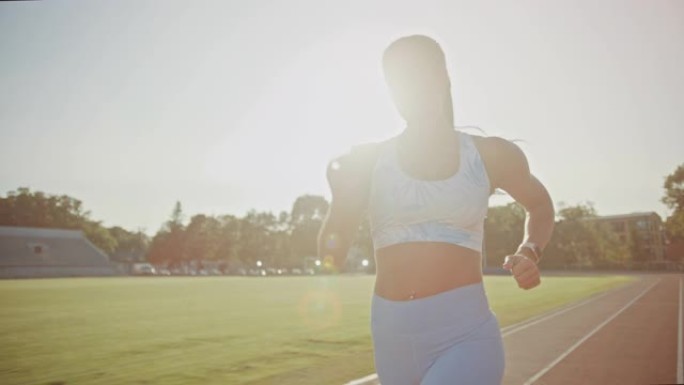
[481,137,555,290]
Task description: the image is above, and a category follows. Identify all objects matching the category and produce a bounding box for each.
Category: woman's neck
[402,120,454,144]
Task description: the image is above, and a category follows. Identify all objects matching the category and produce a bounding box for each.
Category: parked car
[131,263,156,276]
[249,269,267,276]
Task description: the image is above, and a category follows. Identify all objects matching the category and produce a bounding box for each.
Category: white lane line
[501,290,613,337]
[677,276,682,384]
[344,373,378,385]
[499,278,640,334]
[523,278,661,385]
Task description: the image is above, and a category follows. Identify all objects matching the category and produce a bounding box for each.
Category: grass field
[0,274,637,385]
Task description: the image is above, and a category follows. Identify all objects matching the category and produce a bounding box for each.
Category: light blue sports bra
[368,131,491,252]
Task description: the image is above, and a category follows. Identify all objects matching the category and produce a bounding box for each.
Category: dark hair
[382,35,454,128]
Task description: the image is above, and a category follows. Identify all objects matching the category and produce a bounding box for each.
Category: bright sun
[203,31,403,189]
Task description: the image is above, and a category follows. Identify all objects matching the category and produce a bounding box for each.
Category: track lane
[530,274,681,385]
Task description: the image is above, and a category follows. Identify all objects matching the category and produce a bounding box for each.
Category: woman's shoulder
[329,138,393,169]
[467,133,530,188]
[325,138,394,186]
[468,134,526,161]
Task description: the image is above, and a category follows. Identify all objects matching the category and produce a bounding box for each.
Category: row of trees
[662,164,684,242]
[0,189,332,269]
[146,195,330,269]
[1,162,681,270]
[484,202,632,269]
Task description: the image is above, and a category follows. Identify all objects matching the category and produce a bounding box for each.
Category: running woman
[318,35,555,385]
[319,36,554,385]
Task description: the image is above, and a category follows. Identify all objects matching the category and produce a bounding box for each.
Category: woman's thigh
[420,316,505,385]
[372,333,421,385]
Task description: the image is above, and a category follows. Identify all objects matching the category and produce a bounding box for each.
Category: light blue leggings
[371,281,505,385]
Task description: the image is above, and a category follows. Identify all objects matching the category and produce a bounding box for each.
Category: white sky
[1,0,683,234]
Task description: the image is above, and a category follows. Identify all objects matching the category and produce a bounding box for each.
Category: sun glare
[203,30,401,192]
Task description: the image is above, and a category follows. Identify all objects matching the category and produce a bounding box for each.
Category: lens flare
[297,290,342,330]
[326,233,339,249]
[323,254,335,269]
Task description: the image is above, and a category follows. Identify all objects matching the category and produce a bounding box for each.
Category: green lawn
[0,274,636,385]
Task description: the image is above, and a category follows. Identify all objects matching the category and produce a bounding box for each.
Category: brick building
[593,212,666,264]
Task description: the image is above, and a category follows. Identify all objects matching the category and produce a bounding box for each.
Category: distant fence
[0,265,116,278]
[484,261,683,275]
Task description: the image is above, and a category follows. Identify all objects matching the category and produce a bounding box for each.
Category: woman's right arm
[317,145,377,271]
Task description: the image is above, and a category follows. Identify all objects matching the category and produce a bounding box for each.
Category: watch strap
[518,242,541,263]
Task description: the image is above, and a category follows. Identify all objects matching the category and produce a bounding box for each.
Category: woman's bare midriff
[374,242,483,301]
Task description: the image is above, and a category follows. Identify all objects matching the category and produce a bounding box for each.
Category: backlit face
[382,37,450,124]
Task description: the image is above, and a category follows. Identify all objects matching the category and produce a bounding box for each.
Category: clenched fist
[502,254,541,290]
